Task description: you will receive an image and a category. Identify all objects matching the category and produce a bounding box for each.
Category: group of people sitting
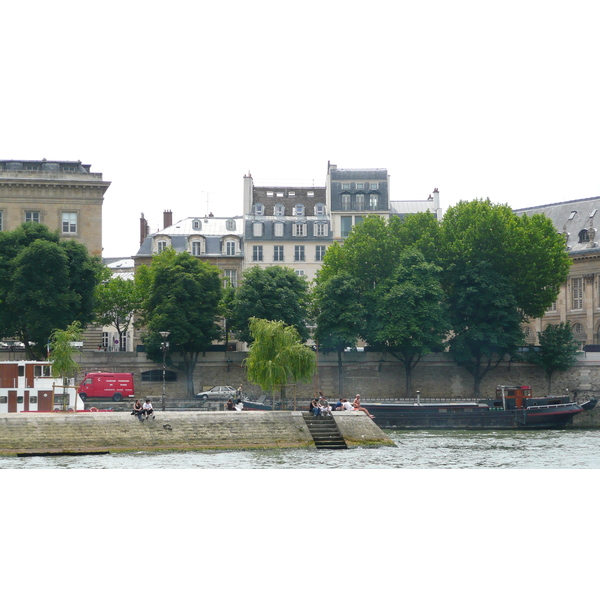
[226,398,244,411]
[131,399,155,421]
[310,393,375,419]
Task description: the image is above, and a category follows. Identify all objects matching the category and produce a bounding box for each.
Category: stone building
[242,173,330,280]
[515,196,600,347]
[0,159,110,256]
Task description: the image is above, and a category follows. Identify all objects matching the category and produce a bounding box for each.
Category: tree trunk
[337,349,343,396]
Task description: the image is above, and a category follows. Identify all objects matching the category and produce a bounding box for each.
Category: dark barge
[361,386,597,430]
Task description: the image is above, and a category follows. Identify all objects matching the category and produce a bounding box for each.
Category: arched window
[192,219,201,230]
[579,229,590,243]
[226,219,236,231]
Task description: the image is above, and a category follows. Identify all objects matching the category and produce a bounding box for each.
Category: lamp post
[159,331,170,412]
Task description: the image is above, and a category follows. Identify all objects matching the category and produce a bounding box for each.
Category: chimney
[140,213,149,246]
[432,189,441,219]
[163,210,173,230]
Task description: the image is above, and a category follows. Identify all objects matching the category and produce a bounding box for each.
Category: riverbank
[0,411,394,456]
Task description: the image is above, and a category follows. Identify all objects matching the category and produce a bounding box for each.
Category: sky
[2,0,600,258]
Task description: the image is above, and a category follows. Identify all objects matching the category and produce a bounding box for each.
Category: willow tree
[243,318,316,408]
[49,321,83,408]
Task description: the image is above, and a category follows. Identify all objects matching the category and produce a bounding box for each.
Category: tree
[312,272,366,395]
[137,249,223,397]
[230,266,310,344]
[439,200,571,395]
[0,223,103,358]
[243,318,316,407]
[93,270,141,344]
[370,249,450,395]
[529,322,581,393]
[49,321,83,408]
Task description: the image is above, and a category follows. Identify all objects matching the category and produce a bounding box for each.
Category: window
[341,194,351,210]
[191,241,203,256]
[255,204,264,216]
[102,332,109,348]
[579,229,590,243]
[223,269,237,287]
[294,245,305,261]
[568,211,577,220]
[294,204,305,216]
[369,194,379,209]
[193,220,201,230]
[62,212,77,233]
[276,192,284,197]
[316,245,326,261]
[288,191,295,197]
[573,322,584,335]
[253,245,263,261]
[226,240,236,256]
[273,246,284,261]
[142,369,178,382]
[354,216,364,227]
[314,223,328,236]
[356,183,364,190]
[355,194,365,210]
[370,183,379,190]
[157,240,167,253]
[550,301,557,312]
[34,365,52,377]
[253,222,264,236]
[342,183,350,190]
[307,191,314,197]
[295,269,305,276]
[572,277,583,309]
[226,219,236,231]
[293,223,307,236]
[274,222,284,237]
[274,204,285,217]
[341,216,353,238]
[25,211,40,223]
[314,204,325,216]
[266,191,274,196]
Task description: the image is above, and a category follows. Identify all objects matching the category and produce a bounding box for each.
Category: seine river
[2,428,600,468]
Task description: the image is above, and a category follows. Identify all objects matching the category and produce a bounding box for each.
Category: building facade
[0,159,110,256]
[516,196,600,347]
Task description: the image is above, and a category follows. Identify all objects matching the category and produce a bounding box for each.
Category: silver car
[196,386,237,400]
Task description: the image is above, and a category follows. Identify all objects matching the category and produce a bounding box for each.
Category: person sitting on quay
[226,398,235,411]
[353,394,375,419]
[235,398,244,411]
[320,400,332,417]
[310,398,322,417]
[131,399,144,421]
[334,398,344,410]
[342,398,354,411]
[142,399,155,420]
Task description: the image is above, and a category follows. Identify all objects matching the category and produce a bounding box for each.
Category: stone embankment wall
[70,350,600,403]
[0,411,393,456]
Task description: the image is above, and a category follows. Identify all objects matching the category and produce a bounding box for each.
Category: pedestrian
[142,399,155,420]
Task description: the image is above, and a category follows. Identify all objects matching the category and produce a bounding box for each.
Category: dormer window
[370,183,379,190]
[579,229,590,243]
[568,211,577,220]
[342,183,350,190]
[255,204,264,216]
[274,204,285,217]
[294,204,305,217]
[356,183,364,190]
[307,191,314,197]
[226,219,236,231]
[155,237,171,254]
[288,191,296,197]
[192,219,201,230]
[314,203,325,216]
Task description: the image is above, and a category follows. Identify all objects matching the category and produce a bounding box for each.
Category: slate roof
[514,196,600,256]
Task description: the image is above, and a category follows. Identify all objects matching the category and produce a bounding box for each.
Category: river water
[2,427,600,468]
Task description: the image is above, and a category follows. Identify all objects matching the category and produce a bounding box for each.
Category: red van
[78,372,135,402]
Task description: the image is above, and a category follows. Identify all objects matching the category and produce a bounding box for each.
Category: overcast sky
[3,0,599,258]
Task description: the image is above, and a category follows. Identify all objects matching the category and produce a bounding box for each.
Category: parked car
[196,386,237,400]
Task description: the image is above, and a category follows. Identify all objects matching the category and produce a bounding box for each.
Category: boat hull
[364,402,584,430]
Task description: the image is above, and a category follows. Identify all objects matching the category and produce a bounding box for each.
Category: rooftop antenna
[201,190,211,216]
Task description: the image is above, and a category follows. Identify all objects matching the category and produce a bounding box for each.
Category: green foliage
[440,199,570,394]
[529,322,581,393]
[139,249,223,396]
[93,270,141,340]
[370,249,450,394]
[0,223,103,358]
[243,318,316,397]
[230,266,310,344]
[49,321,83,381]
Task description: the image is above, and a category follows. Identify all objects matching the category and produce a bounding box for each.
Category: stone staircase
[303,413,348,450]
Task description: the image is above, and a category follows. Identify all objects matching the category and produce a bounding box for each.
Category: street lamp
[159,331,170,412]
